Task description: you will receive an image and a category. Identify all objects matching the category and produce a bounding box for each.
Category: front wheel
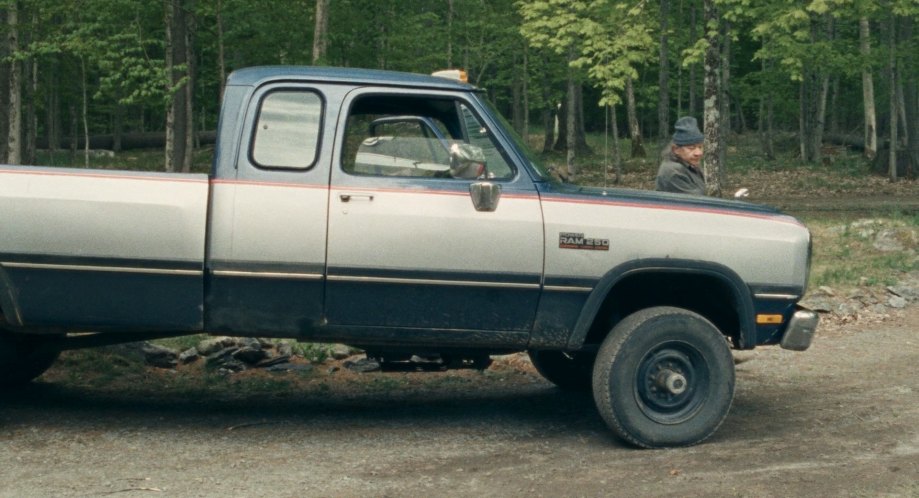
[592,306,734,448]
[0,333,62,387]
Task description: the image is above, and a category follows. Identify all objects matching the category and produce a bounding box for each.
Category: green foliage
[518,0,656,106]
[0,0,915,172]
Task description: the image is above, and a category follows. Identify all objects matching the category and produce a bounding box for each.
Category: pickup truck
[0,66,817,448]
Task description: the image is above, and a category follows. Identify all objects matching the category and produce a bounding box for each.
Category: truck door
[324,89,544,336]
[205,83,342,336]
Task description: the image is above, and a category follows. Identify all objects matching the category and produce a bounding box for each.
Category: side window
[341,95,514,180]
[251,90,322,169]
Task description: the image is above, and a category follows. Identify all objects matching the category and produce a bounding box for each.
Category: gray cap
[672,116,703,146]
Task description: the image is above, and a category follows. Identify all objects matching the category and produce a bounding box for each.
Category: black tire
[0,333,62,387]
[592,306,734,448]
[528,350,595,391]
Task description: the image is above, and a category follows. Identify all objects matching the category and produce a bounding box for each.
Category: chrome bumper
[780,310,819,351]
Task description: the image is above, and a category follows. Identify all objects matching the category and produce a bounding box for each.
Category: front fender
[565,258,756,350]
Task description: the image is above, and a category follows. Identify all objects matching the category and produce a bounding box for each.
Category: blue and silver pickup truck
[0,66,817,447]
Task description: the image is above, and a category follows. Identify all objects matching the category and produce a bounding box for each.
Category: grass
[806,213,918,290]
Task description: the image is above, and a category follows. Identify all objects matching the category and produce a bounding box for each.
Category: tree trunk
[896,74,908,148]
[828,76,840,135]
[44,57,59,152]
[566,70,576,181]
[113,104,123,152]
[512,55,523,134]
[798,83,805,160]
[183,1,196,173]
[522,44,529,142]
[554,98,567,151]
[312,0,329,64]
[24,58,35,164]
[67,104,76,159]
[718,19,730,185]
[658,0,670,140]
[625,77,645,158]
[902,17,918,178]
[611,104,622,184]
[541,107,555,154]
[217,0,226,98]
[688,3,697,116]
[81,58,89,168]
[813,74,829,164]
[759,55,775,160]
[7,1,21,165]
[447,0,453,67]
[860,16,878,161]
[575,84,591,154]
[887,10,897,182]
[164,0,175,172]
[165,0,189,172]
[702,0,721,197]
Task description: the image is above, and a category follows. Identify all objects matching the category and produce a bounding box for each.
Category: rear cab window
[250,90,324,170]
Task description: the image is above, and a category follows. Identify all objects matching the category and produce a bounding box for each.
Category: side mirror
[469,182,501,212]
[449,143,486,179]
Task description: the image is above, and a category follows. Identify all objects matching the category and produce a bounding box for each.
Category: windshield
[476,95,552,181]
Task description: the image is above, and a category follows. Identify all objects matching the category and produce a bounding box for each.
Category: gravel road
[1,307,917,497]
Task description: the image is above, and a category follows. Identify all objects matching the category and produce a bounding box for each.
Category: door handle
[340,193,374,202]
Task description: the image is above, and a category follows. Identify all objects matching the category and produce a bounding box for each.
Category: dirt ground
[1,306,917,498]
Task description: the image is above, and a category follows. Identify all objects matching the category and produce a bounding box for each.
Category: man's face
[673,143,703,167]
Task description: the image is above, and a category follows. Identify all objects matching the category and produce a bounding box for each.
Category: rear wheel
[0,333,62,387]
[528,350,595,391]
[592,306,734,448]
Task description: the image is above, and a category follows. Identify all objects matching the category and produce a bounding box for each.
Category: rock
[205,347,240,369]
[265,363,314,373]
[798,296,835,313]
[818,286,837,296]
[873,229,906,252]
[178,347,199,364]
[197,337,236,356]
[330,344,353,360]
[836,302,861,316]
[887,284,919,301]
[344,357,381,373]
[101,342,147,363]
[888,296,908,309]
[276,342,294,357]
[871,304,889,314]
[233,346,268,364]
[216,358,247,374]
[255,355,292,368]
[142,343,179,369]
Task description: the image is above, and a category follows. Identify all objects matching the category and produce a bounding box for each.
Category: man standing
[656,116,705,195]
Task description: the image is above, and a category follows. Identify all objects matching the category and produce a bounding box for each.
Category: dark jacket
[655,151,706,195]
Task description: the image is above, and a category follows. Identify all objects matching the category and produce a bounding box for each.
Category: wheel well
[584,272,742,348]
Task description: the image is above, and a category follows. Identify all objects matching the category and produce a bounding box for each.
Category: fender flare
[565,258,756,350]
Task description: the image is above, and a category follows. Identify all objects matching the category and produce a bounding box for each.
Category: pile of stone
[138,337,357,374]
[798,272,919,326]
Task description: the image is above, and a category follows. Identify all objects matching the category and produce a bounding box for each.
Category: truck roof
[226,65,476,91]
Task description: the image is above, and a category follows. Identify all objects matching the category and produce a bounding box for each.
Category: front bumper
[780,310,819,351]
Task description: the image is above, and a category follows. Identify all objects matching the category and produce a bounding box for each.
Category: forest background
[0,0,917,195]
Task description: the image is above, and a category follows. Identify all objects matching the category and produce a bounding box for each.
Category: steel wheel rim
[634,341,709,424]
